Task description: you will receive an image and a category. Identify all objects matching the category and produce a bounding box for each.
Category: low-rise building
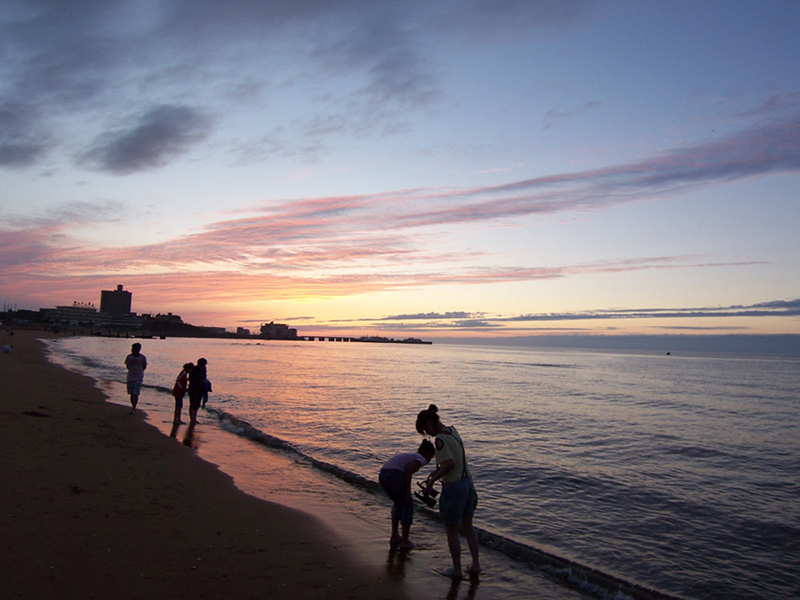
[260,321,298,340]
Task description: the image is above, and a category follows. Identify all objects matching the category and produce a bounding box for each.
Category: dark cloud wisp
[364,299,800,329]
[500,300,800,323]
[79,105,213,175]
[0,101,48,167]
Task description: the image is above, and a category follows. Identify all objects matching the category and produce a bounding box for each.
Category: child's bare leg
[390,516,401,545]
[399,523,415,549]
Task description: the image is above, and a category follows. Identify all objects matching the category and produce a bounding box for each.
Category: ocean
[45,336,800,600]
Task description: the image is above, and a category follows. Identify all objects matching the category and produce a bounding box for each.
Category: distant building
[260,321,298,340]
[152,312,184,324]
[100,284,132,317]
[41,302,98,327]
[236,327,252,337]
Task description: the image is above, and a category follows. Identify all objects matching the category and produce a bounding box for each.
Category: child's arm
[404,459,424,504]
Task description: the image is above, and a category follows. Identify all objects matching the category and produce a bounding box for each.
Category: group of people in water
[125,342,478,579]
[379,404,481,580]
[123,343,211,425]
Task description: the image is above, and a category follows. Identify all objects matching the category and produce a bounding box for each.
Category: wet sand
[0,329,408,600]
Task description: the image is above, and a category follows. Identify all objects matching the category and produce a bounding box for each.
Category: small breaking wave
[208,407,381,492]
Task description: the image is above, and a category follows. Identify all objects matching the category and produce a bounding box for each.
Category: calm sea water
[46,336,800,600]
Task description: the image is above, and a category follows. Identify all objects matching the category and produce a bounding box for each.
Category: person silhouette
[171,362,193,424]
[124,343,147,414]
[187,357,207,425]
[379,439,435,549]
[416,404,481,579]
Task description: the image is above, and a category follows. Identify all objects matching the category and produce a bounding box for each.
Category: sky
[2,0,799,340]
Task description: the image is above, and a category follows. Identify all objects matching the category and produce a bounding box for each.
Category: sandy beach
[0,330,407,600]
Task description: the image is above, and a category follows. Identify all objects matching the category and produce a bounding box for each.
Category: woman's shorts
[439,478,478,525]
[188,389,203,410]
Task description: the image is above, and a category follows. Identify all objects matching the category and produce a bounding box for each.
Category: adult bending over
[416,404,480,579]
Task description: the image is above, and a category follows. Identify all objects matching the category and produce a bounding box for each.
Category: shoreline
[0,329,408,599]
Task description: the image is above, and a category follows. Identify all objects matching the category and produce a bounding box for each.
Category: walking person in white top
[124,342,147,414]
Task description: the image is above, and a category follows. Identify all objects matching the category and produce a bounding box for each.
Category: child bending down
[379,439,435,549]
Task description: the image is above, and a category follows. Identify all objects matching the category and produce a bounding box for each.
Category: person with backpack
[187,357,207,425]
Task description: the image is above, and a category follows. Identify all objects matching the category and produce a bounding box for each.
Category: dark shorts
[439,478,478,525]
[379,468,414,526]
[188,389,203,410]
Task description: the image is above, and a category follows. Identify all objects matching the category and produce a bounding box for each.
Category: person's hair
[197,357,207,366]
[183,362,194,370]
[131,343,142,351]
[415,404,440,435]
[418,439,435,458]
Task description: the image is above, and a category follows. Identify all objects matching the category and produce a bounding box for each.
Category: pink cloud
[1,254,749,316]
[2,114,797,316]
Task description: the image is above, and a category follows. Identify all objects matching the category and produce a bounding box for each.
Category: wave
[207,407,382,493]
[471,359,582,369]
[46,343,109,374]
[205,407,686,600]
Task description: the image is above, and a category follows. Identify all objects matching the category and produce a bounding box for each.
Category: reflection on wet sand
[182,422,197,447]
[386,546,480,600]
[385,546,411,579]
[445,575,479,600]
[169,421,199,449]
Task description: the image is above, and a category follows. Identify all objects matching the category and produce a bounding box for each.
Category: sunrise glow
[1,1,799,341]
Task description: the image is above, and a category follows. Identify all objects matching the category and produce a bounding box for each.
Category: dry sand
[0,330,408,600]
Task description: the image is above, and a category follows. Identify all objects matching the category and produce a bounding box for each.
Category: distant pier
[301,336,432,345]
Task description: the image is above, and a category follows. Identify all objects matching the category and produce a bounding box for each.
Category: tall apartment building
[100,284,132,317]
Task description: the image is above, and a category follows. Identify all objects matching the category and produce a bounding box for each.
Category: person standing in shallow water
[124,343,147,414]
[172,362,193,424]
[187,357,207,425]
[379,439,435,549]
[416,404,481,579]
